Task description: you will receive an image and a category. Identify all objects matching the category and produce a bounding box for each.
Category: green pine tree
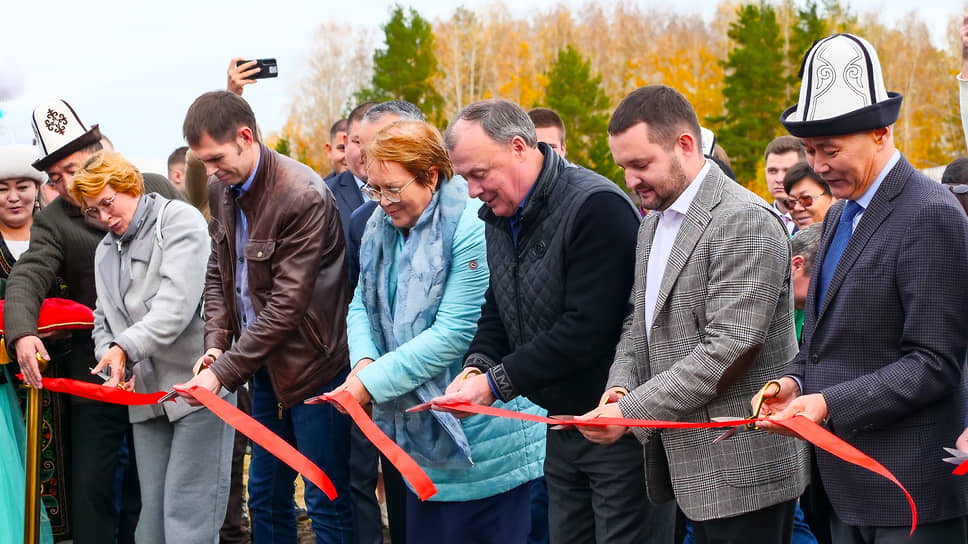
[710,2,787,185]
[542,45,624,190]
[274,136,292,157]
[356,5,444,126]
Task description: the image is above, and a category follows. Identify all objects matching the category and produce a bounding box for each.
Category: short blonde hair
[363,120,454,190]
[71,151,144,204]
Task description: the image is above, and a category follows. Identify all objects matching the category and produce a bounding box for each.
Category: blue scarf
[358,176,473,468]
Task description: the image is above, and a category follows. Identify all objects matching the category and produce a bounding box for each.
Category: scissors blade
[943,456,968,465]
[89,366,111,382]
[710,417,748,443]
[157,389,178,403]
[943,447,967,457]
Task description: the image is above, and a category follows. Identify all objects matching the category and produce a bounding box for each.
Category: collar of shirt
[354,174,366,192]
[508,181,538,246]
[230,152,261,195]
[654,159,710,222]
[853,149,900,211]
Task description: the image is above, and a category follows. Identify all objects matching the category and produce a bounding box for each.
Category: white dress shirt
[645,160,711,335]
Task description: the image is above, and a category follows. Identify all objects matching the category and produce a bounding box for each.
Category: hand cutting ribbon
[410,400,919,535]
[20,375,337,500]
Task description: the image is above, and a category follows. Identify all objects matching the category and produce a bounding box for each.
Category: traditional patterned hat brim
[32,124,102,172]
[781,92,902,138]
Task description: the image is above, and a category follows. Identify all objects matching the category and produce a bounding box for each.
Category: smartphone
[237,58,278,79]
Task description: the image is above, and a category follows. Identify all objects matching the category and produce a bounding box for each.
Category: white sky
[0,0,963,174]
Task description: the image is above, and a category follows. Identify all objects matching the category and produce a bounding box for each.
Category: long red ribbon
[410,401,918,535]
[175,385,337,500]
[21,375,167,405]
[956,460,968,476]
[26,376,337,500]
[306,391,438,500]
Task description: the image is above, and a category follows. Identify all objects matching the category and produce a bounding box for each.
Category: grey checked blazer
[787,155,968,527]
[608,163,809,521]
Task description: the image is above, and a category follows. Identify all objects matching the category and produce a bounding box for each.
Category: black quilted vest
[479,145,635,410]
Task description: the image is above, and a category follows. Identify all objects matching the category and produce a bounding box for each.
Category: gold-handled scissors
[710,380,782,443]
[158,354,215,404]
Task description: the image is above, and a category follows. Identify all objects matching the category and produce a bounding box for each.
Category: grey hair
[791,222,824,273]
[444,99,537,150]
[364,100,425,123]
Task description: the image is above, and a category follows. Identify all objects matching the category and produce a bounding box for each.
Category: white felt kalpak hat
[31,99,102,171]
[781,33,902,138]
[0,145,45,184]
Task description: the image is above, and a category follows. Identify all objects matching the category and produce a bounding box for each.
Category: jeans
[248,366,353,544]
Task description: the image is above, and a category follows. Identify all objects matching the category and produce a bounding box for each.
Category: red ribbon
[411,401,918,535]
[21,375,167,405]
[306,391,437,500]
[955,459,968,476]
[175,385,337,500]
[24,376,337,500]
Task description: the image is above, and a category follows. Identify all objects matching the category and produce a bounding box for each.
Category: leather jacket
[205,144,350,407]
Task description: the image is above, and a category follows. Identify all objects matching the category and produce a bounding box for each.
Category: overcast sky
[1,0,962,174]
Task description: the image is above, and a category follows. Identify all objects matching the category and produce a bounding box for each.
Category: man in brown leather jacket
[177,91,353,543]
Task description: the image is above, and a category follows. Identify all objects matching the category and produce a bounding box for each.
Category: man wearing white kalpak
[759,34,968,544]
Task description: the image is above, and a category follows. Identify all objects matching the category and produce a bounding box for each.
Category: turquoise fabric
[347,177,545,502]
[0,367,53,544]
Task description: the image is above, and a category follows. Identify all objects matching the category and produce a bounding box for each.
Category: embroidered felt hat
[781,33,902,138]
[31,99,102,172]
[0,144,45,184]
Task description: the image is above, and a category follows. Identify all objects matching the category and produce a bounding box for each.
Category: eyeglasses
[362,176,418,203]
[945,184,968,195]
[783,193,826,209]
[82,192,119,219]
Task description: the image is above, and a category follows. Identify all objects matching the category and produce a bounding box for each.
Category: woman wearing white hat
[0,143,54,543]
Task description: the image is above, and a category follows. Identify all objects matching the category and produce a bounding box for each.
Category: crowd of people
[2,29,968,544]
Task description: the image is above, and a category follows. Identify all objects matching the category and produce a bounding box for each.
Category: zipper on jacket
[278,402,284,420]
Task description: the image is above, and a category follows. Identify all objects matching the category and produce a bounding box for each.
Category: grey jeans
[131,394,235,544]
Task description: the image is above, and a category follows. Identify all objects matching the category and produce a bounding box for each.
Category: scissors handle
[747,380,782,429]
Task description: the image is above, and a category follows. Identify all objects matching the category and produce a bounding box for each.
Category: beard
[638,154,692,212]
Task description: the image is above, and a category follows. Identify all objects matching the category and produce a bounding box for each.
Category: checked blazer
[786,155,968,527]
[608,163,809,522]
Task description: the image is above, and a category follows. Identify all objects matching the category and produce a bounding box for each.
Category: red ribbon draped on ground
[409,401,918,535]
[306,391,438,501]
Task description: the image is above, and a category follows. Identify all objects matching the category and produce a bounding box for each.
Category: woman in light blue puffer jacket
[336,120,545,544]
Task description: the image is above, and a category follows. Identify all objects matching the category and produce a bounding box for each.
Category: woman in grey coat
[72,151,234,544]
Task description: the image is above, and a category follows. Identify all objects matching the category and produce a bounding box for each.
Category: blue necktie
[816,201,863,313]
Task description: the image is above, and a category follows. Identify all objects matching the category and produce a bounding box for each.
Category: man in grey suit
[760,34,968,543]
[578,85,808,544]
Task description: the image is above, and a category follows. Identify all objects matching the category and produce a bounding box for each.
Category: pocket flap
[244,241,275,262]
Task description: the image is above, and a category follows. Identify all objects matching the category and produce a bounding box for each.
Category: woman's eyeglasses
[362,176,418,203]
[782,193,825,209]
[82,192,118,219]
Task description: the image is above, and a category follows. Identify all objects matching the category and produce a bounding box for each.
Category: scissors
[710,380,782,443]
[157,355,214,403]
[942,447,968,466]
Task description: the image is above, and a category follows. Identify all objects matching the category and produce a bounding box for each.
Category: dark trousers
[692,498,796,544]
[70,402,139,544]
[220,384,252,544]
[383,453,407,544]
[248,367,353,544]
[800,450,833,544]
[830,512,967,544]
[544,428,675,544]
[404,481,532,544]
[527,476,549,544]
[349,424,383,544]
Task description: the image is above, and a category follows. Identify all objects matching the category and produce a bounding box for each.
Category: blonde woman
[72,151,234,544]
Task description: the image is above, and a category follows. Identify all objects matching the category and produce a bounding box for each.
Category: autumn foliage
[277,1,962,198]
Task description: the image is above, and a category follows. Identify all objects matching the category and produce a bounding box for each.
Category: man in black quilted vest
[433,99,674,544]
